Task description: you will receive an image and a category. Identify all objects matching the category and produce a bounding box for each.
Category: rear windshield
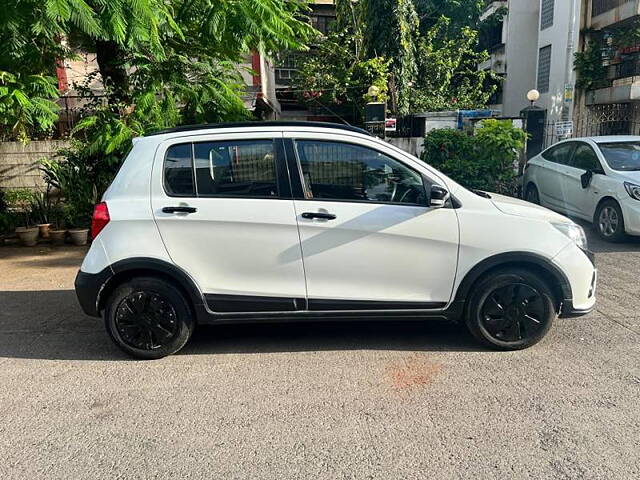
[598,142,640,171]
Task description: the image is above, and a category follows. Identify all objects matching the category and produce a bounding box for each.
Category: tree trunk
[95,40,130,105]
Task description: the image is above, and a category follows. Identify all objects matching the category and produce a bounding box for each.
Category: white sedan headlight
[624,182,640,201]
[552,222,588,250]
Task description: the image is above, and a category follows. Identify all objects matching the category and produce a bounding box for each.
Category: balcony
[590,0,638,29]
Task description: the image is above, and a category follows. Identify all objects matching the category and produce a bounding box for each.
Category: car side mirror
[580,170,593,189]
[429,185,450,208]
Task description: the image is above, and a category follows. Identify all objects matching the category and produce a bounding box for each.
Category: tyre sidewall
[595,200,626,243]
[105,277,195,359]
[466,270,555,351]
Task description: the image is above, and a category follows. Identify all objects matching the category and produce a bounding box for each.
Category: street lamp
[527,89,540,106]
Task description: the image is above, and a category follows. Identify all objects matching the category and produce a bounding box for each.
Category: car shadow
[0,290,485,362]
[573,219,640,254]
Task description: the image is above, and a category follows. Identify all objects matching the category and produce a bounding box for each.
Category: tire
[594,199,626,243]
[465,268,556,351]
[525,183,540,205]
[104,276,195,359]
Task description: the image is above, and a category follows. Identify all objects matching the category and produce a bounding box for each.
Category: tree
[410,17,498,112]
[363,0,419,114]
[414,0,485,33]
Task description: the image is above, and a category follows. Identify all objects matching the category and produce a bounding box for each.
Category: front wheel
[105,277,195,359]
[466,269,556,350]
[595,200,626,243]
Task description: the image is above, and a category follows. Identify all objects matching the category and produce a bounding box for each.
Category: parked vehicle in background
[75,122,596,359]
[523,136,640,242]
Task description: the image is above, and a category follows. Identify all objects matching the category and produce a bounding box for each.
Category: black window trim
[287,137,430,208]
[542,141,578,165]
[162,137,292,200]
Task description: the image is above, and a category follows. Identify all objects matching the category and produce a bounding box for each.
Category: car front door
[537,142,577,212]
[284,134,459,310]
[562,142,605,219]
[151,133,307,313]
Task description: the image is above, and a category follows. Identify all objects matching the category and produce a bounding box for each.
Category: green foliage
[295,31,391,116]
[0,71,60,143]
[414,0,485,33]
[3,188,36,227]
[411,17,497,112]
[422,120,526,195]
[574,35,609,91]
[41,152,98,228]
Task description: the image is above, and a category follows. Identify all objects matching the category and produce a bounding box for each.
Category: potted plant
[49,203,67,246]
[41,154,96,247]
[30,186,56,239]
[5,189,39,246]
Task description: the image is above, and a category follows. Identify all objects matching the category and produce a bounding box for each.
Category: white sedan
[523,136,640,242]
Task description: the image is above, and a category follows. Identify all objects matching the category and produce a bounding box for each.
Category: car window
[164,144,195,196]
[193,140,278,197]
[541,142,575,165]
[294,140,426,206]
[571,144,602,171]
[598,142,640,171]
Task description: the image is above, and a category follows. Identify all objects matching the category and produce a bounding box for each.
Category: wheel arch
[452,252,572,314]
[97,258,206,320]
[593,195,621,223]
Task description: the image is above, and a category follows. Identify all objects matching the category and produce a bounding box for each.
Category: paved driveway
[0,227,639,479]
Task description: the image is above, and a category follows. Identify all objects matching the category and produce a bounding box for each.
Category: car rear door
[151,132,307,313]
[283,133,459,310]
[536,142,577,212]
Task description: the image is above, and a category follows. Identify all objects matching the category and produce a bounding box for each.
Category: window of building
[294,140,426,206]
[541,0,554,30]
[537,45,552,93]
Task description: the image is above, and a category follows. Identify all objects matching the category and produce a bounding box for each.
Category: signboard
[385,118,397,132]
[555,121,573,137]
[564,84,574,104]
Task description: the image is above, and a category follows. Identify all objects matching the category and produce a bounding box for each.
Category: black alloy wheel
[105,277,195,359]
[466,269,555,350]
[479,283,545,343]
[115,290,180,350]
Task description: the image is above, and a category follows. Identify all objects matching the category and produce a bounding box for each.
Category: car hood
[617,170,640,183]
[489,193,571,223]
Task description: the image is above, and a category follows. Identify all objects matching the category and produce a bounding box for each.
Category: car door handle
[162,206,197,214]
[301,212,336,220]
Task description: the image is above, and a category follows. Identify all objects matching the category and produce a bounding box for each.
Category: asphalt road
[1,225,639,479]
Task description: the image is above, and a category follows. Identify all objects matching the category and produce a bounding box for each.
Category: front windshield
[598,142,640,171]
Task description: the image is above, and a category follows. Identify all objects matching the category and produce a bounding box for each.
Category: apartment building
[577,0,640,135]
[480,0,581,126]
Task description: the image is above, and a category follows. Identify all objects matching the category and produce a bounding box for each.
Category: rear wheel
[595,199,626,243]
[105,277,195,359]
[466,269,555,350]
[525,183,540,204]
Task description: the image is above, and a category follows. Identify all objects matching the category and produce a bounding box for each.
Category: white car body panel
[79,124,596,322]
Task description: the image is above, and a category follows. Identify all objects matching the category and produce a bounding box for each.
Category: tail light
[91,202,110,239]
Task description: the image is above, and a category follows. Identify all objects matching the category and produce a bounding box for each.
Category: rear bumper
[75,268,113,317]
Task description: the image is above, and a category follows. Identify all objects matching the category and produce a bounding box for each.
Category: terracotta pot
[68,228,89,246]
[38,223,52,239]
[49,229,67,246]
[15,227,39,247]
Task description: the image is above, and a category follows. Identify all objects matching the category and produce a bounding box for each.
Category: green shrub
[3,188,36,227]
[421,120,526,195]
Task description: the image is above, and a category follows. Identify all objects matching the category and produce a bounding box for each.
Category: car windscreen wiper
[472,189,492,199]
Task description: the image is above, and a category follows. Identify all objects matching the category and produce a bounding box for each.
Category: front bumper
[75,268,113,317]
[553,243,597,318]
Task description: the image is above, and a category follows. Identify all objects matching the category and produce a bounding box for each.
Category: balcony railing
[592,0,633,18]
[610,58,640,80]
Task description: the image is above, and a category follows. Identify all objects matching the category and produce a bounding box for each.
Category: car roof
[143,121,371,138]
[558,135,640,144]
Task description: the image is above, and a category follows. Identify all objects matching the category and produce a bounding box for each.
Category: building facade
[480,0,582,128]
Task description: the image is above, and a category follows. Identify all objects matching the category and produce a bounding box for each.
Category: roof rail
[144,121,371,137]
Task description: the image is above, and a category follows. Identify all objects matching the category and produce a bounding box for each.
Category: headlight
[552,222,588,250]
[624,182,640,201]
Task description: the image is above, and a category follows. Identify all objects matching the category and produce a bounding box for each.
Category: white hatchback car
[75,122,596,359]
[523,136,640,242]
